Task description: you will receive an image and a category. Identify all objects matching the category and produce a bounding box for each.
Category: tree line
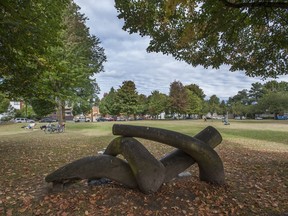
[99,80,288,120]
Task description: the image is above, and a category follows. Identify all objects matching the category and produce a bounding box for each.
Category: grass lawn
[0,119,287,215]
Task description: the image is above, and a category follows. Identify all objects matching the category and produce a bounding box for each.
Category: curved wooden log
[161,126,223,182]
[45,155,137,188]
[104,137,165,194]
[112,124,225,185]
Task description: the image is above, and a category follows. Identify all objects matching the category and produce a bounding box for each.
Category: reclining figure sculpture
[46,124,225,194]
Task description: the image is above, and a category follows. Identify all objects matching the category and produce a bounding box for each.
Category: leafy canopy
[115,0,288,78]
[0,0,70,98]
[0,92,10,113]
[36,2,106,106]
[169,80,188,114]
[148,90,168,117]
[117,80,139,116]
[99,88,121,116]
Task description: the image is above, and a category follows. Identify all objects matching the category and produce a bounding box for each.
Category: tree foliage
[185,84,206,100]
[256,92,288,117]
[97,79,288,119]
[36,2,106,120]
[0,0,70,98]
[148,90,168,118]
[30,98,57,118]
[207,95,221,114]
[185,89,203,116]
[0,1,106,120]
[263,80,288,92]
[136,94,148,116]
[0,92,10,113]
[169,81,188,115]
[99,88,121,116]
[117,80,139,117]
[115,0,288,78]
[248,82,265,103]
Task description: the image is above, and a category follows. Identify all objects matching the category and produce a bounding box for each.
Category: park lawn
[0,120,287,215]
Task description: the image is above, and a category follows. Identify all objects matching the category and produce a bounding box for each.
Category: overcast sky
[74,0,287,100]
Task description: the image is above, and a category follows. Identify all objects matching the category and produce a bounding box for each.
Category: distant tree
[219,100,227,115]
[207,95,221,114]
[14,103,38,119]
[136,94,148,117]
[117,81,139,118]
[227,89,252,117]
[248,82,265,103]
[147,91,168,119]
[264,81,288,92]
[201,101,210,117]
[99,88,121,116]
[115,0,288,78]
[72,99,94,117]
[169,81,188,116]
[232,89,250,105]
[99,94,109,117]
[256,92,288,118]
[230,101,250,118]
[185,84,206,100]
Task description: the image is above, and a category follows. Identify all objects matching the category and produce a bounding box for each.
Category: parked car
[39,117,57,123]
[255,117,263,120]
[14,118,27,123]
[26,119,35,123]
[234,116,246,120]
[74,116,90,122]
[96,117,107,122]
[116,117,126,121]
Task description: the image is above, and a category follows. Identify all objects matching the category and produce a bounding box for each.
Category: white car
[14,118,27,123]
[74,116,90,122]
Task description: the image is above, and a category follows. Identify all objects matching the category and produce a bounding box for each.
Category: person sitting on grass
[23,123,36,130]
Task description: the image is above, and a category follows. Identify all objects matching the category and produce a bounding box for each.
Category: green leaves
[0,92,10,113]
[257,91,288,115]
[115,0,288,78]
[0,0,70,97]
[0,1,106,118]
[117,81,139,117]
[169,81,189,115]
[148,91,168,117]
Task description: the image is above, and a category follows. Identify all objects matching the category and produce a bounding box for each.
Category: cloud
[74,0,288,100]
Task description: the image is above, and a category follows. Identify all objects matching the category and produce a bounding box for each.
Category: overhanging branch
[218,0,288,9]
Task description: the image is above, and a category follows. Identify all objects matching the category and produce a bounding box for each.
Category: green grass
[2,119,287,144]
[220,128,288,144]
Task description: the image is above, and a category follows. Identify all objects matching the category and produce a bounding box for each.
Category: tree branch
[218,0,288,9]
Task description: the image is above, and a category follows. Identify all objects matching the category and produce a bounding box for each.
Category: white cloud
[74,0,288,100]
